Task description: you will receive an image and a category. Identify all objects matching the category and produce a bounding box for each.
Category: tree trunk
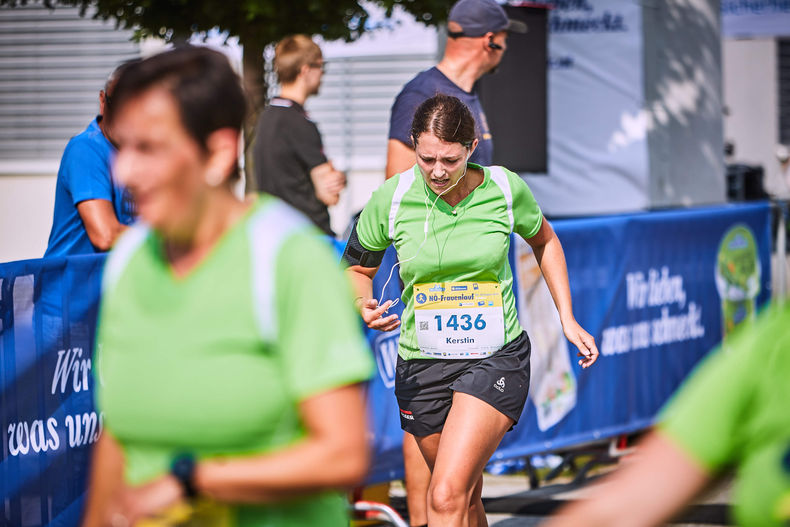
[241,36,267,194]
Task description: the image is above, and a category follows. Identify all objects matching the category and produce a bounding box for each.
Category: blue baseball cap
[448,0,527,38]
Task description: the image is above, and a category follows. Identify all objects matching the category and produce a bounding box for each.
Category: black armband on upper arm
[342,219,386,268]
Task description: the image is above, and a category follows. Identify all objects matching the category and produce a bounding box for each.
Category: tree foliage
[1,0,449,52]
[1,0,450,181]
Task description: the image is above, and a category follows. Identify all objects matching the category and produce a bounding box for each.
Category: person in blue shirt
[44,63,137,257]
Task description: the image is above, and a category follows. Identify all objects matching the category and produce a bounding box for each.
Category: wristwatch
[170,453,197,498]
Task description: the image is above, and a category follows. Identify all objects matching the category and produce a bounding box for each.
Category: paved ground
[387,467,733,526]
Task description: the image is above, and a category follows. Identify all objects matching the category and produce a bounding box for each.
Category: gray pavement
[388,469,734,526]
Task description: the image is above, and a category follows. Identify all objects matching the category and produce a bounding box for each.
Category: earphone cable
[377,159,470,311]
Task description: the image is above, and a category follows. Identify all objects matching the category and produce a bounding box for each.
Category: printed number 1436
[435,314,486,331]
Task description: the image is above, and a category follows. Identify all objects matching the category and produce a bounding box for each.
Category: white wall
[0,173,56,263]
[723,38,787,197]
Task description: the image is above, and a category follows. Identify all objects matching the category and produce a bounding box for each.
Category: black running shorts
[394,331,531,436]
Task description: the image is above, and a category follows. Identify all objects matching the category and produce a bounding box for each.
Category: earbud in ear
[488,38,503,50]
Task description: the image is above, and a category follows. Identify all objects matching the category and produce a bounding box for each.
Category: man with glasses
[252,34,345,236]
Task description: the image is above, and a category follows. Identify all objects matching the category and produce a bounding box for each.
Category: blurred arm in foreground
[545,304,790,527]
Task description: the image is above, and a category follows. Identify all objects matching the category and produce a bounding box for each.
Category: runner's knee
[428,479,469,515]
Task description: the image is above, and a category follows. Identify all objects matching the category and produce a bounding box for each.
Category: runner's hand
[104,474,184,527]
[563,319,599,369]
[358,298,400,332]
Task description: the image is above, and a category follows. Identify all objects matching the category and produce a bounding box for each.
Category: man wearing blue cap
[384,3,526,524]
[385,0,526,180]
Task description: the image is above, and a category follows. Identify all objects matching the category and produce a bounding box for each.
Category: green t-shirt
[659,304,790,526]
[356,164,543,360]
[96,196,374,527]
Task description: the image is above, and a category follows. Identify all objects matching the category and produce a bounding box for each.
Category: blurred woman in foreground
[81,46,373,527]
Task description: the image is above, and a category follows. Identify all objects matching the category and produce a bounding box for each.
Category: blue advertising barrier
[493,201,772,462]
[361,202,772,481]
[1,254,104,527]
[1,202,773,524]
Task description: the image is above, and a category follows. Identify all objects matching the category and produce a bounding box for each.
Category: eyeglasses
[308,62,326,73]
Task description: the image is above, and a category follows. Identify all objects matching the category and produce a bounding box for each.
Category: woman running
[344,94,598,526]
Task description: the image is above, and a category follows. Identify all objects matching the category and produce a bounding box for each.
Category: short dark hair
[410,94,477,148]
[109,46,246,153]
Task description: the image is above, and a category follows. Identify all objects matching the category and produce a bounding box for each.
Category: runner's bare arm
[544,431,709,527]
[80,432,126,527]
[194,384,370,502]
[92,385,370,522]
[525,217,599,368]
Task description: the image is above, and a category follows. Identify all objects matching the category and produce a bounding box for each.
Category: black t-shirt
[252,97,332,235]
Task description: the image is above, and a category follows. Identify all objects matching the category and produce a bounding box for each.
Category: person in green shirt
[344,94,598,526]
[81,46,374,527]
[545,304,790,527]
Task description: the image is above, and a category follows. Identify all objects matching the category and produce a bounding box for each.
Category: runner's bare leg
[416,392,512,527]
[403,432,432,526]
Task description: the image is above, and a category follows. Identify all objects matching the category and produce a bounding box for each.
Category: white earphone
[377,149,472,310]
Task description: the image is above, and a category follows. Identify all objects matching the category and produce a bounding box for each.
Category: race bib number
[413,281,505,358]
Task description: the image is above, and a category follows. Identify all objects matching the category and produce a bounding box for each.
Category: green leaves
[2,0,449,47]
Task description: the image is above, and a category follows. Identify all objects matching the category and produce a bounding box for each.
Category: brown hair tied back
[410,94,477,148]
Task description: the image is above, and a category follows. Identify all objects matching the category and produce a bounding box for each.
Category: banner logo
[715,224,761,336]
[373,329,400,389]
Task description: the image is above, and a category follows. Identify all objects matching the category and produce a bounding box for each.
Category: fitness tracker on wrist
[170,453,197,498]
